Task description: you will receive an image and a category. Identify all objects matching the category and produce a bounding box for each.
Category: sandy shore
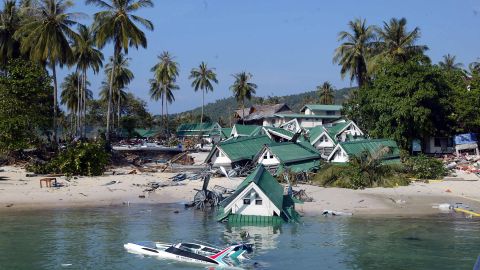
[1,165,480,217]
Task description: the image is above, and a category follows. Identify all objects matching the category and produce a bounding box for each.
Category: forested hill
[173,87,354,122]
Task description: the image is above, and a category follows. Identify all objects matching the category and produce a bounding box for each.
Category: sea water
[0,204,479,270]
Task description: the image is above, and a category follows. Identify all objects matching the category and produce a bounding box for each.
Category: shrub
[404,155,447,180]
[28,141,110,176]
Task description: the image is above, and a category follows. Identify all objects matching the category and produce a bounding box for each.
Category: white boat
[124,241,252,267]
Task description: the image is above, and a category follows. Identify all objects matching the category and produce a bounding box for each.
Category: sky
[57,0,480,115]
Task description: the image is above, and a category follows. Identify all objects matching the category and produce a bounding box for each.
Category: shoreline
[1,165,480,218]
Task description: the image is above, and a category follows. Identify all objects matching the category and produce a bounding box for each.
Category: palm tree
[438,54,463,71]
[60,72,92,134]
[86,0,154,141]
[230,72,257,124]
[0,0,21,67]
[318,81,335,105]
[189,62,218,124]
[374,17,428,63]
[333,18,376,88]
[151,51,179,133]
[72,24,103,137]
[469,59,480,74]
[14,0,80,143]
[103,53,133,130]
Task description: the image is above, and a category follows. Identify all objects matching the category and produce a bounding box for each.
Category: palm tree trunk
[161,91,164,133]
[117,93,121,132]
[51,62,58,144]
[106,47,119,142]
[242,98,245,125]
[76,72,81,137]
[166,98,169,135]
[82,70,87,138]
[201,89,204,124]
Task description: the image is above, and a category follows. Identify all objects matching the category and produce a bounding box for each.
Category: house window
[326,110,336,116]
[263,152,268,159]
[269,153,273,159]
[434,138,441,147]
[255,199,262,205]
[243,198,251,205]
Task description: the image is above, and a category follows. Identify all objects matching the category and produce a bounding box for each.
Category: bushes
[404,155,447,180]
[28,141,110,176]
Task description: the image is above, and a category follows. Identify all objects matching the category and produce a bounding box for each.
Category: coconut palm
[151,51,179,133]
[438,54,463,71]
[72,24,103,137]
[469,59,480,74]
[333,18,376,88]
[318,81,335,105]
[60,72,92,133]
[374,17,428,63]
[230,72,257,124]
[189,62,218,124]
[0,0,21,67]
[86,0,154,140]
[14,0,81,143]
[103,53,133,129]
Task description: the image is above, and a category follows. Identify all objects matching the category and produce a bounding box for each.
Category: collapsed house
[262,126,296,142]
[204,135,273,168]
[216,165,300,224]
[254,142,321,175]
[454,133,479,156]
[176,122,222,143]
[327,139,401,164]
[220,127,233,140]
[308,120,364,158]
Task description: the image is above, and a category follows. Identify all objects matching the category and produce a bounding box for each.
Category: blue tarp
[454,133,477,145]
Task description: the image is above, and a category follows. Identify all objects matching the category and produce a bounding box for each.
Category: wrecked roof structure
[217,165,300,224]
[262,126,295,141]
[231,124,262,137]
[205,135,273,167]
[220,128,233,140]
[235,103,293,125]
[328,139,401,164]
[176,122,222,141]
[255,141,321,174]
[133,128,162,138]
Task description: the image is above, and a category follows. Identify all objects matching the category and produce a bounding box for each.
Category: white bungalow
[327,139,401,164]
[309,120,364,158]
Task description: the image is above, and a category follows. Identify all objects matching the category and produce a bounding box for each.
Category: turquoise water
[0,204,479,269]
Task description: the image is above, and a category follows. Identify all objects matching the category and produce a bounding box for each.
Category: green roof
[267,142,320,164]
[221,128,233,139]
[206,135,272,163]
[220,165,285,212]
[133,128,161,138]
[263,127,295,139]
[177,122,221,137]
[339,139,400,161]
[301,104,343,112]
[233,124,262,136]
[308,126,327,143]
[273,113,341,119]
[276,159,321,175]
[325,121,351,139]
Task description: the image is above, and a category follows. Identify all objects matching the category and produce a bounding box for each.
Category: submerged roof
[220,165,285,212]
[177,122,221,137]
[339,139,400,161]
[133,128,161,138]
[207,135,273,163]
[301,104,343,112]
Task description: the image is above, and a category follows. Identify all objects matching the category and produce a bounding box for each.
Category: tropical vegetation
[230,72,257,123]
[189,62,218,124]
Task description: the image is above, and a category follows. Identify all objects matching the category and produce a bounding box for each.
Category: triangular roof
[300,104,343,112]
[243,103,292,121]
[205,135,273,163]
[262,126,295,140]
[220,165,285,212]
[232,124,262,137]
[133,128,162,138]
[328,139,400,162]
[220,128,233,139]
[309,121,363,145]
[264,142,320,164]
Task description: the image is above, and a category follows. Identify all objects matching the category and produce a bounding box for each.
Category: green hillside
[173,87,354,123]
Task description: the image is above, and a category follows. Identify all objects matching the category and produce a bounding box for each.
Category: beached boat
[124,241,252,267]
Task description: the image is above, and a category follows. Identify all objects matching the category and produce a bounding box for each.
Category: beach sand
[1,165,480,217]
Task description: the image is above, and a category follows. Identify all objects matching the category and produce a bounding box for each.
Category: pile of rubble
[443,154,480,175]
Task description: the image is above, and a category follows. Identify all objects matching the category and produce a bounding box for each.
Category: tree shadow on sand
[0,176,9,181]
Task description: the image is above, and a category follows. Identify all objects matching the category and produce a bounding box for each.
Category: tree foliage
[343,57,454,151]
[0,58,53,153]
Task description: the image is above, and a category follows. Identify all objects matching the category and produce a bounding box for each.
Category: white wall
[314,134,335,148]
[304,108,313,115]
[299,118,322,128]
[211,148,233,167]
[230,184,280,216]
[257,150,281,166]
[330,148,349,163]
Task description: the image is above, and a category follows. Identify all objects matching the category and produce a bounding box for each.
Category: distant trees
[230,72,257,124]
[189,62,218,124]
[439,54,463,71]
[318,82,335,105]
[150,51,179,134]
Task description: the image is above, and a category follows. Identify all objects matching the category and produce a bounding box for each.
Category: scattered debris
[322,210,353,216]
[104,180,120,186]
[5,203,13,208]
[293,189,313,202]
[79,193,88,197]
[139,195,146,199]
[128,169,137,175]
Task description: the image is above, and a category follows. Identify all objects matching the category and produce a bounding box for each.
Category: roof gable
[328,139,400,161]
[221,165,285,211]
[232,124,262,137]
[210,135,272,162]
